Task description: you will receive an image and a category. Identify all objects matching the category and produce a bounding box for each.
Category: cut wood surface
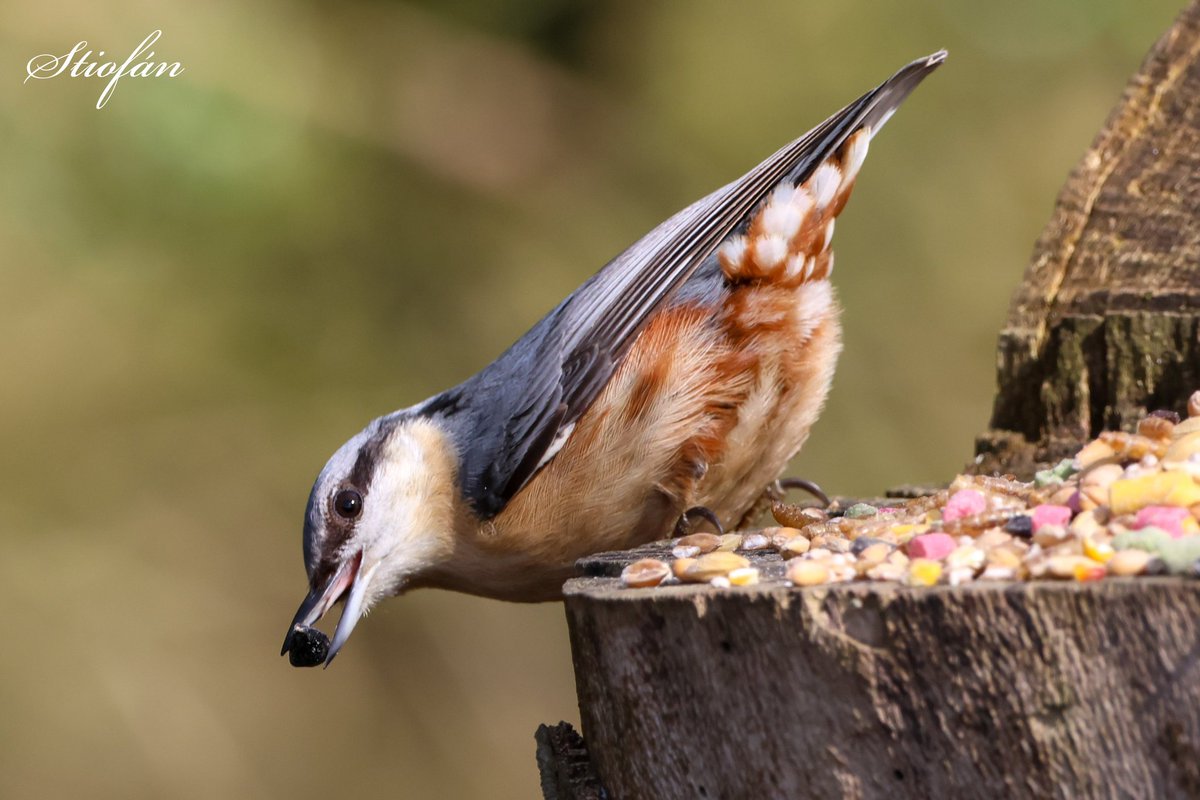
[561,544,1200,800]
[979,0,1200,477]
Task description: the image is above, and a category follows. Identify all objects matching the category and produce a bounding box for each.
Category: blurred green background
[0,0,1186,797]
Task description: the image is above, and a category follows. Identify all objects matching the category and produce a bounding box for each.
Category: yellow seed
[1110,471,1200,514]
[906,559,942,587]
[781,537,811,559]
[676,533,721,553]
[728,567,760,586]
[621,558,671,588]
[681,552,751,582]
[787,560,830,586]
[1082,537,1114,564]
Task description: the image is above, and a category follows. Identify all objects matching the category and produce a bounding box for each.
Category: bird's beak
[281,550,379,667]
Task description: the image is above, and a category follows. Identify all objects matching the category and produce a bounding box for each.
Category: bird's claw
[673,505,725,537]
[773,477,831,508]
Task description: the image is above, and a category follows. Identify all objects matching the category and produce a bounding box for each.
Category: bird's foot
[673,505,725,537]
[771,476,831,507]
[734,477,831,529]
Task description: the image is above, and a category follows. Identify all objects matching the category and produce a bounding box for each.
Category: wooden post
[538,4,1200,798]
[976,0,1200,477]
[561,563,1200,798]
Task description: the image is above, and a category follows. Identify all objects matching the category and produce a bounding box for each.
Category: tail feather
[719,50,945,286]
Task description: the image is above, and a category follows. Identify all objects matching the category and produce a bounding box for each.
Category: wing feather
[430,51,946,518]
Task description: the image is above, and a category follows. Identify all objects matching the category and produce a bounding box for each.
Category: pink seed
[942,489,987,522]
[1134,505,1191,539]
[1031,504,1073,533]
[906,532,956,560]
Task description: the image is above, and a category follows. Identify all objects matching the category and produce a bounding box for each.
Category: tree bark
[976,0,1200,477]
[562,547,1200,800]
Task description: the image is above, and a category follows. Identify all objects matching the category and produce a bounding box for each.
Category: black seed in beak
[287,625,330,668]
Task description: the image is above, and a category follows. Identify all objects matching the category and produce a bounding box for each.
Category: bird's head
[281,415,460,665]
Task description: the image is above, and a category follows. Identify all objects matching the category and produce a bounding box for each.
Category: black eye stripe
[349,422,393,493]
[308,419,398,583]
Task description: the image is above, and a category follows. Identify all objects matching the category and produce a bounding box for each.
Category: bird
[282,51,946,666]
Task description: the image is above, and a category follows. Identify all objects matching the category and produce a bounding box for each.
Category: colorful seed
[717,533,744,552]
[676,533,721,553]
[1004,515,1034,538]
[906,532,956,560]
[1110,472,1200,514]
[771,503,828,529]
[905,559,942,587]
[781,537,811,559]
[1138,415,1176,441]
[682,552,751,582]
[942,489,988,523]
[738,533,769,551]
[1031,504,1073,533]
[1107,549,1153,577]
[728,567,760,586]
[787,560,830,587]
[843,503,878,519]
[621,559,671,588]
[1133,505,1195,539]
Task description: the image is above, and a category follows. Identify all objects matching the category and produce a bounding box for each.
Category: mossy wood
[538,4,1200,799]
[977,0,1200,477]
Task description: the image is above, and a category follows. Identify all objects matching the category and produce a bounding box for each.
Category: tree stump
[976,0,1200,478]
[559,546,1200,799]
[537,4,1200,799]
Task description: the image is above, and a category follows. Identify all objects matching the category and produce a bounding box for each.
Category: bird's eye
[333,489,363,520]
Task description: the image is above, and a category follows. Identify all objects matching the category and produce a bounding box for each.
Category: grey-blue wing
[427,51,946,519]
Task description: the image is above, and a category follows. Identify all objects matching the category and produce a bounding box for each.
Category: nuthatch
[283,51,945,665]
